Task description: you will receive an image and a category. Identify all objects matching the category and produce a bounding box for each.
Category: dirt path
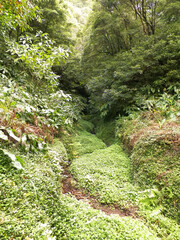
[62,168,138,218]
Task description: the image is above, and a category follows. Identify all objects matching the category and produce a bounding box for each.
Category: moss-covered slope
[116,108,180,222]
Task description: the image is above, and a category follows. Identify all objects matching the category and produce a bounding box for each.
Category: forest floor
[1,119,179,239]
[62,167,138,218]
[58,123,180,240]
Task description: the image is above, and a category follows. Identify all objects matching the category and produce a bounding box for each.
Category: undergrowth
[1,83,179,239]
[72,130,106,156]
[54,195,159,240]
[116,100,180,222]
[0,140,65,239]
[95,120,116,146]
[0,139,160,240]
[70,143,138,206]
[70,124,180,239]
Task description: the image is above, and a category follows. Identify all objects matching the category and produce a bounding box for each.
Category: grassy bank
[116,102,180,222]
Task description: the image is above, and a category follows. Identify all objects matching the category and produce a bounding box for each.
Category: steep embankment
[116,106,180,223]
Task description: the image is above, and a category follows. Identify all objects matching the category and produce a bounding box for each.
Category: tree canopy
[75,0,180,118]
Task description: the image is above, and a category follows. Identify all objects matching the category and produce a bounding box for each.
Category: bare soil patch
[62,169,138,218]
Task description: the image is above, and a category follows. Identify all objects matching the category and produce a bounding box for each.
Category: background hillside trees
[78,0,180,118]
[31,0,72,46]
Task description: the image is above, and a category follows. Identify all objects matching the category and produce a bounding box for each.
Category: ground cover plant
[0,140,65,239]
[72,129,106,156]
[116,96,180,222]
[69,121,180,239]
[0,136,161,240]
[94,120,116,146]
[70,142,137,206]
[54,195,159,240]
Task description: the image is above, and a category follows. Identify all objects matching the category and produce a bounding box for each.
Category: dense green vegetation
[116,100,180,221]
[0,0,179,239]
[76,0,180,118]
[70,122,180,239]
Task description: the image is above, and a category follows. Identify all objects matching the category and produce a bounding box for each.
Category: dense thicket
[31,0,72,46]
[0,0,72,89]
[55,0,93,97]
[74,0,180,118]
[0,0,83,150]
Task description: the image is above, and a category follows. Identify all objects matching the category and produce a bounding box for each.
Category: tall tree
[78,0,180,118]
[128,0,160,35]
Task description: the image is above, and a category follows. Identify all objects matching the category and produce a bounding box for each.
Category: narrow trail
[60,126,140,219]
[57,127,180,239]
[58,128,179,240]
[62,167,138,218]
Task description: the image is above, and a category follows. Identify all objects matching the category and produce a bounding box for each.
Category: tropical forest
[0,0,180,239]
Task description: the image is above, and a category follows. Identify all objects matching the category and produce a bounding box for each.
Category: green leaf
[1,149,24,170]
